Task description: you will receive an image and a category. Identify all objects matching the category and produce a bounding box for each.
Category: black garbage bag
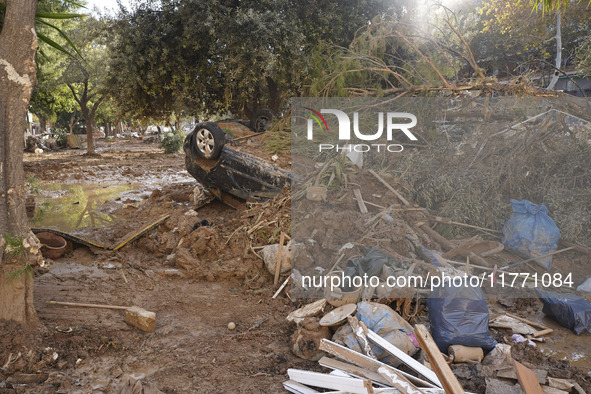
[341,247,395,291]
[537,289,591,335]
[428,284,497,353]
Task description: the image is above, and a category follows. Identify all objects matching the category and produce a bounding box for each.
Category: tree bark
[69,110,77,134]
[67,80,104,154]
[266,76,280,114]
[0,0,41,326]
[40,117,46,134]
[546,10,562,90]
[82,106,94,153]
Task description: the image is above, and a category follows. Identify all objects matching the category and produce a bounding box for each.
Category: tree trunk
[69,110,77,134]
[266,76,280,114]
[81,106,95,154]
[0,0,41,326]
[40,117,47,133]
[547,10,561,90]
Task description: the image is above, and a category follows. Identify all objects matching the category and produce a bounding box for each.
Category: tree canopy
[105,0,399,122]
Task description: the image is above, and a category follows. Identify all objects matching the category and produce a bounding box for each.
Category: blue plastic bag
[502,199,560,270]
[332,302,418,367]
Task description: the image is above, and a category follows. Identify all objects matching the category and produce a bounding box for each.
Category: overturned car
[183,121,291,202]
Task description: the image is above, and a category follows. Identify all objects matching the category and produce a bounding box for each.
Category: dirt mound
[0,319,122,389]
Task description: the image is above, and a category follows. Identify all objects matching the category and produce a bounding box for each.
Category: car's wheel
[193,122,225,159]
[250,109,276,132]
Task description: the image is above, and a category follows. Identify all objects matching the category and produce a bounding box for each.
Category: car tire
[250,109,276,132]
[193,122,225,160]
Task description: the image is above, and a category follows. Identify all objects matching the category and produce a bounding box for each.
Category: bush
[160,129,185,153]
[53,129,68,147]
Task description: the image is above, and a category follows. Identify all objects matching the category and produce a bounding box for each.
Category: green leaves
[35,12,87,19]
[529,0,591,13]
[36,18,84,59]
[35,11,86,59]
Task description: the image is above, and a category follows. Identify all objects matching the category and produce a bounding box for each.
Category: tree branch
[67,83,81,105]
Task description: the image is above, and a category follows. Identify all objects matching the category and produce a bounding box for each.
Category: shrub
[160,129,185,153]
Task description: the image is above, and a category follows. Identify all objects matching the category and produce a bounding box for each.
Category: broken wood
[287,369,373,394]
[532,328,553,338]
[368,169,410,206]
[353,189,368,214]
[47,301,156,332]
[319,338,435,389]
[113,215,171,251]
[505,313,548,331]
[363,200,387,210]
[283,380,320,394]
[426,215,502,234]
[502,247,574,270]
[274,232,286,286]
[513,360,544,394]
[366,328,442,388]
[318,357,392,387]
[414,324,465,394]
[497,366,547,385]
[419,223,490,268]
[559,239,591,255]
[272,276,290,299]
[442,236,480,259]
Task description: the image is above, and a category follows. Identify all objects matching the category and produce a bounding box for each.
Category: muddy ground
[1,136,590,393]
[2,138,313,393]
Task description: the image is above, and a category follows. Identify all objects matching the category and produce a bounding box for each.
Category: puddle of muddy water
[537,316,591,369]
[29,183,144,232]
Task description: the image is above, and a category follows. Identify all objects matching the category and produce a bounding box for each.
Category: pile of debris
[283,298,588,393]
[279,152,591,393]
[25,135,58,153]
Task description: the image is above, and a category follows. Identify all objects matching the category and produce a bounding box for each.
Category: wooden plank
[505,313,548,331]
[497,367,547,384]
[559,239,591,255]
[353,189,369,213]
[414,324,464,394]
[532,328,553,338]
[442,236,480,259]
[368,169,410,206]
[319,338,436,389]
[283,380,320,394]
[419,224,490,268]
[319,357,392,387]
[513,360,544,394]
[426,215,502,234]
[287,369,373,394]
[112,215,170,250]
[366,328,442,388]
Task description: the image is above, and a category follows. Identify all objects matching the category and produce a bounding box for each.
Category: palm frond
[35,12,87,19]
[37,31,75,58]
[36,18,84,59]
